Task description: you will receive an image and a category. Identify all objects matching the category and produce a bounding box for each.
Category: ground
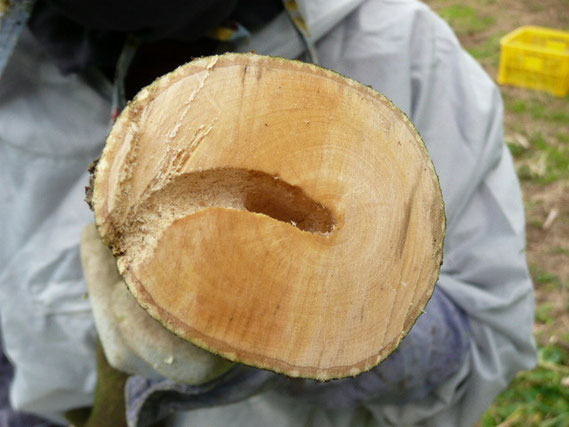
[423,0,569,425]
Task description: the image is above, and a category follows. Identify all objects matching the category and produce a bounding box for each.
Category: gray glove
[82,224,470,426]
[80,223,234,385]
[81,224,282,427]
[281,287,471,408]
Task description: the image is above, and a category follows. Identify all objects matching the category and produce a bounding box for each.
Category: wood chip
[543,208,559,230]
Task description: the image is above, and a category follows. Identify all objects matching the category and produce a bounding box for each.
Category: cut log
[91,53,445,380]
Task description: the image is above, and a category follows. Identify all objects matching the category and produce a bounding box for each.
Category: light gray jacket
[0,0,536,425]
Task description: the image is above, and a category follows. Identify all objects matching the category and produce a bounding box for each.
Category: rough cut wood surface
[92,53,445,380]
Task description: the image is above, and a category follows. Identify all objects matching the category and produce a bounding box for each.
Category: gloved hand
[81,224,284,427]
[281,286,471,408]
[81,223,470,426]
[80,223,234,385]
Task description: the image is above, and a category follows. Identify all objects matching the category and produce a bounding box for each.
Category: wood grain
[92,53,445,380]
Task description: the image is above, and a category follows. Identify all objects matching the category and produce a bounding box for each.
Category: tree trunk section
[91,53,445,380]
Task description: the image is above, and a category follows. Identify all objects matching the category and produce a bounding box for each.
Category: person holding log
[0,1,536,426]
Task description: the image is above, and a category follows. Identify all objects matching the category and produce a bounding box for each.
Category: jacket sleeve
[316,1,537,425]
[0,30,110,423]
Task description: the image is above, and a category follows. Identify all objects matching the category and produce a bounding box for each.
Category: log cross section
[92,53,446,380]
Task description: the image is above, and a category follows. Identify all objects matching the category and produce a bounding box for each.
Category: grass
[438,5,496,35]
[482,346,569,427]
[550,247,569,256]
[467,33,503,65]
[507,124,569,185]
[536,303,555,324]
[507,98,569,124]
[531,264,565,288]
[514,133,569,184]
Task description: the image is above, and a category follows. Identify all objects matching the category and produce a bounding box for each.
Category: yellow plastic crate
[498,26,569,97]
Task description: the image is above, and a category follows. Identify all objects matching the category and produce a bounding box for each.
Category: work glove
[124,286,471,427]
[80,223,234,385]
[281,286,472,408]
[81,224,470,426]
[81,224,283,427]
